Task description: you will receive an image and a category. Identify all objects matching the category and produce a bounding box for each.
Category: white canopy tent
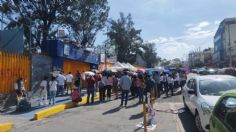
[107,62,138,72]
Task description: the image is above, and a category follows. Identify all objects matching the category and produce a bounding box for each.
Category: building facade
[188,51,204,68]
[214,18,236,67]
[203,48,214,67]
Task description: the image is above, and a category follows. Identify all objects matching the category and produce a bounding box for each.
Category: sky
[95,0,236,60]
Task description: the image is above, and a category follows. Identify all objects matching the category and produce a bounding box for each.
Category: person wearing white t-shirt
[39,76,48,106]
[57,72,66,96]
[167,74,174,96]
[66,72,73,95]
[174,72,180,89]
[49,77,58,105]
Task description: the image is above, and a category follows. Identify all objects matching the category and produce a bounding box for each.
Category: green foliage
[106,13,161,67]
[0,0,109,49]
[141,42,160,68]
[106,12,143,63]
[62,0,109,47]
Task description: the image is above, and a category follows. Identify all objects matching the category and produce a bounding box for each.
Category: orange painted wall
[63,59,90,75]
[0,51,30,94]
[63,59,91,88]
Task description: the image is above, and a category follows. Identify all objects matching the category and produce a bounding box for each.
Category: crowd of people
[14,69,187,108]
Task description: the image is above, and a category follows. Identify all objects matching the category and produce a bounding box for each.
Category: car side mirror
[188,89,196,95]
[225,97,236,109]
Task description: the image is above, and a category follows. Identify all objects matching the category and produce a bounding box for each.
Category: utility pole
[29,18,32,54]
[105,42,107,70]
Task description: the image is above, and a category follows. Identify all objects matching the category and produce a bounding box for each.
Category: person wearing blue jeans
[87,88,95,104]
[49,77,57,105]
[49,91,56,105]
[86,75,96,104]
[57,85,64,96]
[121,90,129,106]
[119,71,132,107]
[138,88,144,103]
[56,72,66,96]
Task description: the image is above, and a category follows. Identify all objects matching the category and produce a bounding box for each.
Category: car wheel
[195,113,205,132]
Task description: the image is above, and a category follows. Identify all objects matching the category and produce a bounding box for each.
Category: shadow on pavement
[102,106,121,115]
[178,109,198,132]
[82,101,101,106]
[128,96,137,100]
[126,102,139,109]
[133,127,142,132]
[8,105,48,115]
[129,112,143,120]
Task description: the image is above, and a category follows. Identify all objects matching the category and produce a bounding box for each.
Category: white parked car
[182,75,236,132]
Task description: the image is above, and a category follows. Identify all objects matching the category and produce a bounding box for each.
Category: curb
[34,92,99,120]
[0,123,13,132]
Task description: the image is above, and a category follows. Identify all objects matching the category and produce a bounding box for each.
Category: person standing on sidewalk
[120,71,132,107]
[153,72,161,98]
[137,74,145,104]
[75,71,81,93]
[86,75,96,104]
[66,72,73,95]
[113,74,119,99]
[39,76,48,106]
[49,77,57,105]
[163,73,168,96]
[174,71,180,90]
[101,72,108,101]
[160,73,164,94]
[15,77,26,98]
[98,78,105,102]
[167,74,174,96]
[144,74,155,103]
[57,72,66,96]
[180,71,187,90]
[107,73,113,101]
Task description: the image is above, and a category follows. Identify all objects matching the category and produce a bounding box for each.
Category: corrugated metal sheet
[63,59,90,89]
[63,59,90,74]
[0,51,30,94]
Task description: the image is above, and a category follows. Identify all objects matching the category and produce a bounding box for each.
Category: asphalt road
[12,89,198,132]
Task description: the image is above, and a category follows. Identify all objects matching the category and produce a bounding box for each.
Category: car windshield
[199,79,236,96]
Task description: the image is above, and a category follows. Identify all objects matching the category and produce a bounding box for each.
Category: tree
[0,0,75,48]
[160,59,171,67]
[0,0,109,50]
[64,0,109,48]
[141,42,160,68]
[106,12,143,63]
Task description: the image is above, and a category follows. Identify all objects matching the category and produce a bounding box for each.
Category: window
[215,97,236,131]
[191,79,197,90]
[225,97,236,131]
[187,79,192,88]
